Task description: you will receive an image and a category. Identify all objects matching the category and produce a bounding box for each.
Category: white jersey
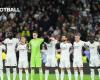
[86,41,100,67]
[60,42,72,58]
[46,40,57,57]
[45,40,58,67]
[3,38,19,66]
[59,42,72,68]
[73,40,85,58]
[85,41,100,58]
[73,40,85,67]
[3,38,19,56]
[17,43,29,68]
[17,43,28,59]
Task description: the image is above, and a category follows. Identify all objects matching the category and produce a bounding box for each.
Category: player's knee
[74,67,78,71]
[13,68,16,72]
[19,68,23,70]
[66,67,70,70]
[45,67,49,70]
[79,67,83,71]
[53,67,58,70]
[25,69,28,73]
[39,68,43,72]
[61,68,64,71]
[91,69,94,72]
[31,69,35,73]
[97,68,100,72]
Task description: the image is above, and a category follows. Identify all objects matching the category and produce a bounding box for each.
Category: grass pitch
[3,73,99,80]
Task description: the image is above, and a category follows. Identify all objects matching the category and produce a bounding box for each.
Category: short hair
[75,32,81,37]
[20,36,27,41]
[62,34,68,38]
[33,31,38,34]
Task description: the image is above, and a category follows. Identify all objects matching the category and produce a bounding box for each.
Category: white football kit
[0,44,6,69]
[86,41,100,67]
[17,43,28,68]
[45,40,58,67]
[73,40,85,67]
[59,42,72,68]
[3,38,19,66]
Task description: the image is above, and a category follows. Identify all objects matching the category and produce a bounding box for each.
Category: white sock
[80,70,83,80]
[55,69,59,80]
[74,70,78,80]
[6,68,10,80]
[67,70,71,80]
[39,68,43,75]
[0,70,3,80]
[31,69,35,80]
[91,69,95,80]
[13,68,16,80]
[45,70,49,80]
[19,69,22,80]
[61,70,64,80]
[39,68,43,80]
[98,69,100,79]
[25,69,29,80]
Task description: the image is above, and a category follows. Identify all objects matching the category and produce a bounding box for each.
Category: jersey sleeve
[3,39,7,44]
[84,41,90,46]
[69,43,72,47]
[60,43,62,48]
[40,38,44,44]
[81,41,86,46]
[15,38,19,44]
[2,45,6,50]
[96,42,100,47]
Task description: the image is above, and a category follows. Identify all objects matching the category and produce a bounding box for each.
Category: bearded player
[58,35,72,80]
[85,35,100,80]
[3,32,19,80]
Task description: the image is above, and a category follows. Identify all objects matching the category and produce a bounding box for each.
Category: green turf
[3,74,99,80]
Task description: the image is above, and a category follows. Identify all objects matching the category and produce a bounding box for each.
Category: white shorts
[59,58,70,68]
[45,56,57,67]
[5,55,17,67]
[0,61,3,69]
[89,56,100,67]
[18,58,28,68]
[73,57,83,67]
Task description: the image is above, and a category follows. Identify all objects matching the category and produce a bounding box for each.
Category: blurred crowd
[0,0,100,42]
